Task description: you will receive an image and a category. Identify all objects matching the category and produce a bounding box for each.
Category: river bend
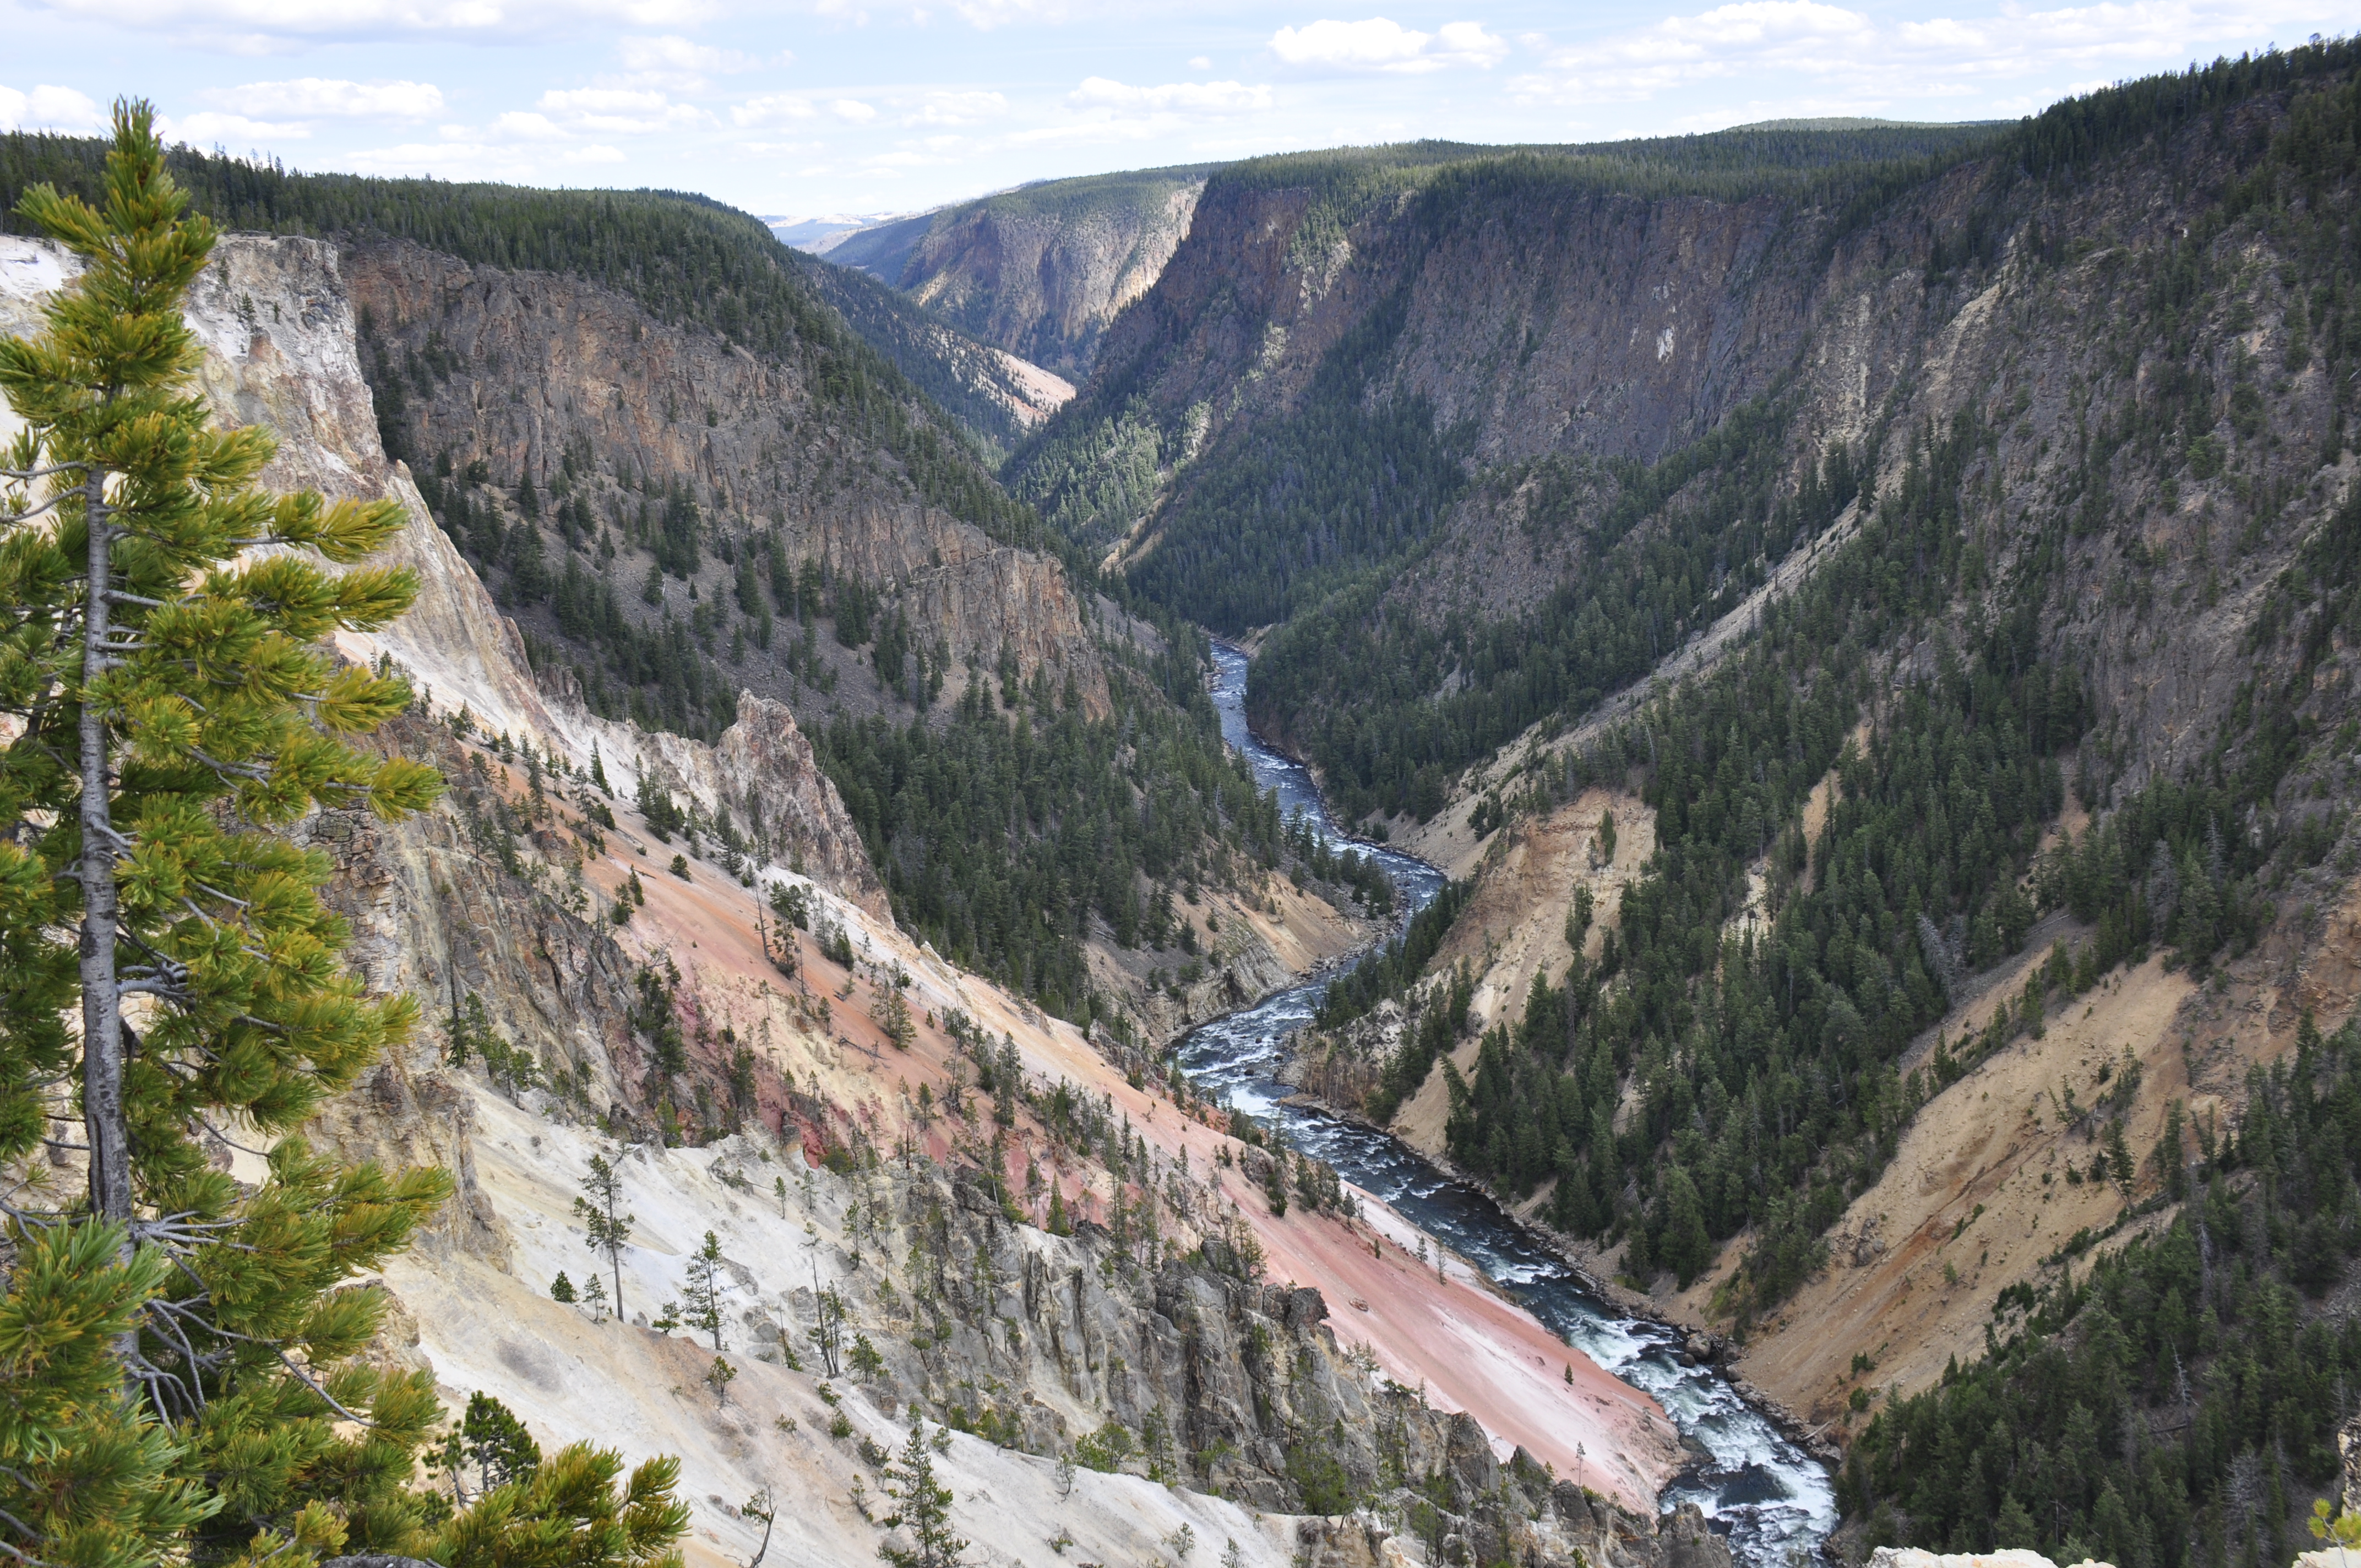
[1178,645,1837,1568]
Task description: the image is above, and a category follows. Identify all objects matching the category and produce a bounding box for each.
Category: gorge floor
[1189,645,1838,1567]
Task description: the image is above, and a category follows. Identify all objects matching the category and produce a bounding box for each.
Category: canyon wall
[1024,84,2361,1473]
[3,226,1728,1563]
[342,238,1112,726]
[901,171,1208,382]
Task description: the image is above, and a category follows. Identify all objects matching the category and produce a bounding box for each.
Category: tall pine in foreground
[0,102,684,1568]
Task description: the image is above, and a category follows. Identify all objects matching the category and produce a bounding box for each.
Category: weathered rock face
[300,720,641,1265]
[4,229,893,1173]
[1053,96,2355,809]
[340,238,1113,723]
[899,175,1207,382]
[1867,1552,2114,1568]
[623,690,886,917]
[756,1150,1711,1567]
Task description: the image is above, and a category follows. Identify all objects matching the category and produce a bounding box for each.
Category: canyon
[819,166,1211,383]
[6,53,2360,1568]
[1010,67,2361,1474]
[0,228,1723,1568]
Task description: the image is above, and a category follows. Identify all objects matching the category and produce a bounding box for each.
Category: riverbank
[1189,645,1840,1565]
[1272,1055,1845,1472]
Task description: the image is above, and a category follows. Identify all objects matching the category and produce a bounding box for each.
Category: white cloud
[1269,16,1509,73]
[904,89,1005,125]
[160,110,311,143]
[618,34,769,74]
[1067,77,1274,115]
[614,32,776,88]
[1522,0,2318,107]
[209,77,444,119]
[732,92,817,127]
[28,0,721,46]
[564,142,627,162]
[830,97,878,121]
[484,110,568,140]
[0,84,107,132]
[1188,54,1211,68]
[535,85,703,133]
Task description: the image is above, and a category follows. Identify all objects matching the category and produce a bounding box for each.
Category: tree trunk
[79,469,130,1228]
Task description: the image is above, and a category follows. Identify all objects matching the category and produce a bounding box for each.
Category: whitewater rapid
[1176,644,1837,1567]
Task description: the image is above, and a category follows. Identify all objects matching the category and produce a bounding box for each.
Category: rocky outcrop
[2344,1412,2361,1513]
[618,690,886,917]
[725,1146,1708,1565]
[898,171,1207,382]
[300,715,654,1264]
[341,237,1114,723]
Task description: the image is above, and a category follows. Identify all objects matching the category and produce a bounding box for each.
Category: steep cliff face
[1014,72,2361,1501]
[793,251,1073,461]
[1028,85,2357,811]
[341,237,1113,732]
[8,222,1721,1561]
[900,171,1208,382]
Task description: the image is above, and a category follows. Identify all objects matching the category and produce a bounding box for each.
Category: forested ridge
[0,133,1040,548]
[1844,1017,2361,1568]
[1254,406,1857,822]
[1417,415,2097,1315]
[1273,45,2361,1556]
[814,627,1281,1027]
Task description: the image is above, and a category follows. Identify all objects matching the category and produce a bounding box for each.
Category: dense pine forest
[1846,1018,2361,1568]
[0,135,1040,547]
[1232,46,2361,1559]
[812,628,1293,1025]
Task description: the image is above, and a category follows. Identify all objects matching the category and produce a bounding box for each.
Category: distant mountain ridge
[762,210,924,251]
[796,165,1220,382]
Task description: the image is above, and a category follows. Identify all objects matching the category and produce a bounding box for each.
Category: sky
[2,0,2353,219]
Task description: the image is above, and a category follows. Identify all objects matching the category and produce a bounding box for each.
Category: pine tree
[574,1151,635,1319]
[685,1229,730,1351]
[0,1221,212,1565]
[0,101,458,1567]
[429,1444,689,1568]
[880,984,914,1050]
[879,1419,966,1568]
[439,1391,542,1501]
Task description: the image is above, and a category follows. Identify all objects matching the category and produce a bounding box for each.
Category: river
[1178,644,1837,1568]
